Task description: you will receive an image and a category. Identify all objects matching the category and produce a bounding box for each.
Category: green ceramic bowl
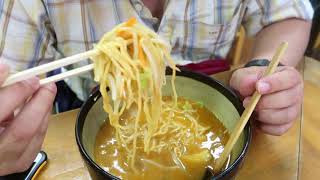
[76,69,251,180]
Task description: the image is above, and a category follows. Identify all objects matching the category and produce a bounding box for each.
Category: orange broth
[94,97,229,180]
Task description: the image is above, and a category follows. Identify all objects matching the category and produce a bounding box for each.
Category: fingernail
[43,83,57,94]
[23,77,40,90]
[257,81,270,94]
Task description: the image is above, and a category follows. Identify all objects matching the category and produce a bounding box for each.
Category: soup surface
[94,97,229,180]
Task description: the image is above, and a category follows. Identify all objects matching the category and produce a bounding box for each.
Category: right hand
[0,63,57,175]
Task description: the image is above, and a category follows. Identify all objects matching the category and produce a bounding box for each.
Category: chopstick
[2,49,99,87]
[213,42,289,173]
[39,64,94,85]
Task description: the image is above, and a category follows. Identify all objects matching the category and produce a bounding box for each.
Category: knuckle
[290,95,299,106]
[230,70,241,88]
[287,106,299,122]
[256,98,267,110]
[287,67,302,83]
[292,86,303,104]
[39,85,57,103]
[14,81,36,94]
[16,81,31,90]
[257,110,268,122]
[42,83,57,96]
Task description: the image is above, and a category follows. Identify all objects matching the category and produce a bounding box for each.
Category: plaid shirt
[0,0,313,100]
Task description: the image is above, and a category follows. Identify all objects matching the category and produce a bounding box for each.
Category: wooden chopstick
[2,49,98,87]
[39,64,94,85]
[213,42,289,173]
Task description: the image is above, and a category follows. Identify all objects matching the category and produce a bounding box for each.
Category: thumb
[229,66,265,97]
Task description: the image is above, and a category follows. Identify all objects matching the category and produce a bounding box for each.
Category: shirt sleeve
[0,0,57,73]
[242,0,314,36]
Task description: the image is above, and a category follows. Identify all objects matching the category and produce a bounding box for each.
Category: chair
[306,0,320,57]
[314,33,320,49]
[227,26,247,67]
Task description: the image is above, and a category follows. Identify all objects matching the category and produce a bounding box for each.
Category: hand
[230,66,303,136]
[0,63,57,175]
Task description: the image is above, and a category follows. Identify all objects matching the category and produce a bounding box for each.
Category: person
[0,0,313,176]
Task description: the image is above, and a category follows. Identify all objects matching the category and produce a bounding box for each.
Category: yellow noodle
[92,18,208,171]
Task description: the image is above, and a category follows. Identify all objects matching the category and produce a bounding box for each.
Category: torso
[32,0,245,99]
[45,0,243,62]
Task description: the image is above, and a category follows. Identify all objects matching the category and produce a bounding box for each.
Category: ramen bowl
[75,69,251,180]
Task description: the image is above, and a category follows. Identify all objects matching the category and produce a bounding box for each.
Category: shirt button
[135,3,143,12]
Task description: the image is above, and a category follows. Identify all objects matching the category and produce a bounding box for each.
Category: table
[299,57,320,179]
[38,59,318,180]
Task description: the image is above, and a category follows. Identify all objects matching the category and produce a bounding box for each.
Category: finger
[229,67,264,97]
[257,66,302,94]
[256,103,300,125]
[3,83,56,149]
[243,84,303,110]
[0,127,30,175]
[0,77,40,121]
[16,110,51,172]
[257,121,294,136]
[0,83,56,174]
[0,63,9,85]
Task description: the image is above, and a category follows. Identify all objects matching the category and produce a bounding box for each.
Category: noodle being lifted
[92,18,229,179]
[92,17,180,167]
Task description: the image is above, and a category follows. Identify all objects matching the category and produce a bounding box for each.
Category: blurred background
[306,0,320,59]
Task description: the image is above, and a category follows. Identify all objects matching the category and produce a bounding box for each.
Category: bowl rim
[75,69,252,180]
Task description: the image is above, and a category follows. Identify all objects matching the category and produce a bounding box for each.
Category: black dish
[75,69,251,180]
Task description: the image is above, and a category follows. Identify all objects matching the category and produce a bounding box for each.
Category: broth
[94,97,230,180]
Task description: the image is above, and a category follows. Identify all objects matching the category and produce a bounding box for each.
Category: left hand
[229,66,303,136]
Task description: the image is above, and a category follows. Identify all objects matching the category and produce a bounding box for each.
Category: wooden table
[38,58,319,180]
[299,57,320,180]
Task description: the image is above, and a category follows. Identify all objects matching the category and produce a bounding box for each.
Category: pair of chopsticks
[213,42,289,172]
[1,50,99,87]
